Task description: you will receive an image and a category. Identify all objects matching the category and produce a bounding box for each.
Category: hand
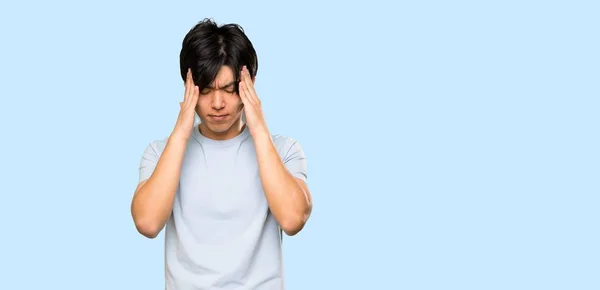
[239,66,269,137]
[171,69,199,141]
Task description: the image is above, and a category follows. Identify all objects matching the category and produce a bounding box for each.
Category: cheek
[228,95,243,108]
[195,98,209,112]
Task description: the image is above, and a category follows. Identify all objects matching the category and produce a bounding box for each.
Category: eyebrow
[206,81,236,89]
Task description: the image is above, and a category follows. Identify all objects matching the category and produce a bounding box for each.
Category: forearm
[253,132,311,235]
[131,135,188,238]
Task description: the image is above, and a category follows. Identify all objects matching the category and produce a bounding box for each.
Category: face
[195,65,245,140]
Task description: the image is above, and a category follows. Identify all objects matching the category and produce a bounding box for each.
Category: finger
[240,81,255,110]
[242,66,260,104]
[239,69,256,105]
[239,81,249,105]
[184,86,198,116]
[190,86,199,110]
[184,69,193,106]
[183,69,190,105]
[240,80,254,106]
[181,70,189,107]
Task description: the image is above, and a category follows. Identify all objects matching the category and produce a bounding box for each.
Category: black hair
[179,18,258,95]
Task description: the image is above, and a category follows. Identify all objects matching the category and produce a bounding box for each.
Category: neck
[198,118,245,141]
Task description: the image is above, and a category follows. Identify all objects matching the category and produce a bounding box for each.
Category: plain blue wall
[0,1,598,289]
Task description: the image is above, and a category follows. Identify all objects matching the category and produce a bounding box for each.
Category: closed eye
[222,84,235,94]
[201,81,236,95]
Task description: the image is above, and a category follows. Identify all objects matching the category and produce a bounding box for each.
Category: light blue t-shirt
[138,125,307,290]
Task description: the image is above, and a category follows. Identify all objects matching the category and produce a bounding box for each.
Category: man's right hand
[132,69,198,238]
[172,68,199,141]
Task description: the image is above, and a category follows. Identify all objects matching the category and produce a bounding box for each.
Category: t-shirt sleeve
[282,139,307,182]
[139,141,159,183]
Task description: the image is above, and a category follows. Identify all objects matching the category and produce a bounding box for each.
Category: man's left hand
[239,65,269,137]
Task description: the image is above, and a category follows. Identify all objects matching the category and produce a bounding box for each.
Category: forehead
[211,66,235,86]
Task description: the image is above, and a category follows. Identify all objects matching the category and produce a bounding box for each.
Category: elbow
[279,209,311,236]
[279,179,313,236]
[280,219,304,236]
[133,218,163,239]
[131,200,164,239]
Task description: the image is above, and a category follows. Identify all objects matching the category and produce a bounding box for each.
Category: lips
[208,114,228,121]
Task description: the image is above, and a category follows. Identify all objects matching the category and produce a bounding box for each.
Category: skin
[195,66,245,140]
[130,65,313,238]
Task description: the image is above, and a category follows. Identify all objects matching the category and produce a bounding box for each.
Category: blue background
[1,1,598,289]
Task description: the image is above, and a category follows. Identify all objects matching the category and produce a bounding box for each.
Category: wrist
[251,127,271,141]
[252,130,275,151]
[169,131,190,144]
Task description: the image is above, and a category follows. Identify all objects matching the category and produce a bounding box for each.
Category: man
[130,19,313,289]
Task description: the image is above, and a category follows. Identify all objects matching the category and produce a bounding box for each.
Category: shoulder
[270,133,305,159]
[142,137,169,157]
[271,133,297,145]
[271,133,299,148]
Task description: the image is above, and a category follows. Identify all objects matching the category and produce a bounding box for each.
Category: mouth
[208,114,229,121]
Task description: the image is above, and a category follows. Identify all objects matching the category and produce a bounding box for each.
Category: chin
[206,122,234,133]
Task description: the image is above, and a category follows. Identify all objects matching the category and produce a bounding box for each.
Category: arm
[131,68,199,239]
[131,136,188,239]
[253,133,313,236]
[237,65,312,236]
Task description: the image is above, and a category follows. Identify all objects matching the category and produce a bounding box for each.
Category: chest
[177,144,267,222]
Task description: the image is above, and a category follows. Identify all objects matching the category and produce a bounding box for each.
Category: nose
[211,90,225,110]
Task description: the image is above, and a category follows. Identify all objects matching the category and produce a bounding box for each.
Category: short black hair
[179,18,258,95]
